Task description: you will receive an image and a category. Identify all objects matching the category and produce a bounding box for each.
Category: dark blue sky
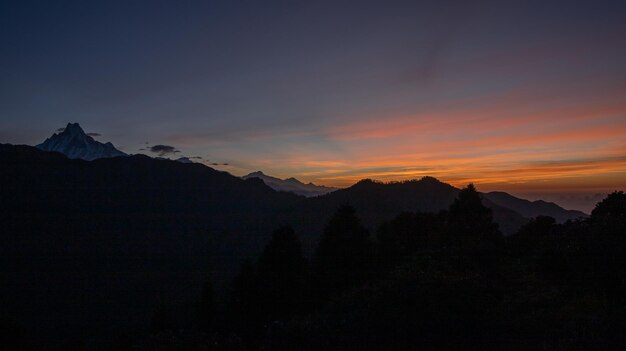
[1,0,625,211]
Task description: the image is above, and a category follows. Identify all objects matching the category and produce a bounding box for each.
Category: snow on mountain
[175,157,194,164]
[36,123,127,161]
[242,171,338,197]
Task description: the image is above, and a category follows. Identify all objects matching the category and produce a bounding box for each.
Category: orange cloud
[188,77,626,209]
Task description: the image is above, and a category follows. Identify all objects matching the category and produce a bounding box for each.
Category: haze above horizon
[1,0,625,213]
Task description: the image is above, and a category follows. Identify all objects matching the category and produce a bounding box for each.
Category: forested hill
[0,144,588,348]
[280,177,528,253]
[0,144,303,349]
[0,143,300,215]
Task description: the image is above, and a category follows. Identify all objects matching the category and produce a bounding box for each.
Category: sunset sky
[1,0,625,212]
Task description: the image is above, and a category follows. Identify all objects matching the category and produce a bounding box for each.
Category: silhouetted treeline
[1,145,620,349]
[130,187,626,350]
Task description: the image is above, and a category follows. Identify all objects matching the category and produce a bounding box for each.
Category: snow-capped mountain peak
[36,123,127,161]
[175,157,194,164]
[64,122,85,136]
[242,171,337,197]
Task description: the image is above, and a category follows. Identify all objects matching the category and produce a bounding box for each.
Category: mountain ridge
[484,191,588,221]
[278,177,528,253]
[242,170,337,197]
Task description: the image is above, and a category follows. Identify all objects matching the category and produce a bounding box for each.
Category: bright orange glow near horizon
[222,81,626,213]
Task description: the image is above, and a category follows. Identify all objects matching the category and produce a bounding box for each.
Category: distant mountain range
[274,177,589,253]
[242,171,338,197]
[484,191,587,223]
[32,123,585,223]
[30,124,589,223]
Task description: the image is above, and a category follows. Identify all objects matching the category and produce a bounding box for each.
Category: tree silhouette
[589,191,626,314]
[226,227,309,349]
[227,259,261,347]
[256,226,308,320]
[508,215,556,258]
[447,184,501,249]
[313,205,373,302]
[591,191,626,222]
[377,212,443,272]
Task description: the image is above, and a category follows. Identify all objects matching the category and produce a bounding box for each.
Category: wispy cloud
[149,144,180,156]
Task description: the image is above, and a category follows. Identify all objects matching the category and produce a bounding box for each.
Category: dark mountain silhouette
[0,143,302,349]
[36,122,127,160]
[279,177,528,253]
[0,144,592,348]
[233,189,626,351]
[242,171,337,197]
[484,191,588,221]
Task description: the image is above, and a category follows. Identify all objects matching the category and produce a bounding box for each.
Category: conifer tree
[314,205,373,301]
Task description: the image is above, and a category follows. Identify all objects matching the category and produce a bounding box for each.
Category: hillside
[279,178,528,253]
[0,144,585,348]
[0,144,302,348]
[484,191,588,221]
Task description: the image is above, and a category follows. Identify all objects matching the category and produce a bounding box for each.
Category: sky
[1,0,625,212]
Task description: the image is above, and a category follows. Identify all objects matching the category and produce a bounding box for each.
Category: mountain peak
[63,122,85,136]
[420,176,442,184]
[285,177,303,184]
[354,179,380,187]
[36,123,127,161]
[176,157,193,164]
